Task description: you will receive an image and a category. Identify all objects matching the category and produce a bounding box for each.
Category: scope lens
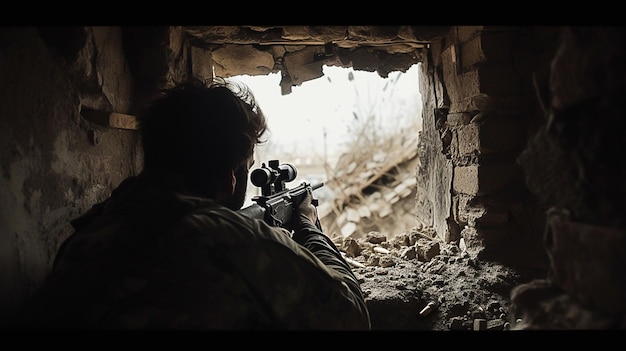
[250,167,272,186]
[279,163,297,182]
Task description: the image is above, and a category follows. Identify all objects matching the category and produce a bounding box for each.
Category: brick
[81,110,138,130]
[460,35,485,69]
[445,63,522,110]
[456,116,526,156]
[445,69,481,110]
[460,30,517,70]
[457,26,483,42]
[457,123,480,155]
[456,26,517,71]
[445,64,522,113]
[453,161,523,196]
[453,165,479,195]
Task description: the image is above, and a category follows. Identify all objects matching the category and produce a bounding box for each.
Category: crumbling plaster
[0,27,143,326]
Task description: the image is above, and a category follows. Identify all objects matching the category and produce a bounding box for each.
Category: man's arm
[289,188,371,329]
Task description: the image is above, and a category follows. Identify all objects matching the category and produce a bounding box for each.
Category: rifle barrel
[309,182,323,190]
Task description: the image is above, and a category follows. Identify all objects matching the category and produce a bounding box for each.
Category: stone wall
[510,26,626,329]
[0,27,138,325]
[415,26,561,269]
[0,27,214,326]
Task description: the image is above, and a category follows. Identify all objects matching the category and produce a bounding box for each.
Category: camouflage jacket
[18,170,371,330]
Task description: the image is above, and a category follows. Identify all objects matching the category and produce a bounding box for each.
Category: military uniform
[17,170,371,330]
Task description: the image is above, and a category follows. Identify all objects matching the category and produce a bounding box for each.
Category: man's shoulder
[175,198,293,244]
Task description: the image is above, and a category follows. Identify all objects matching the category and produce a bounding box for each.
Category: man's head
[137,77,268,209]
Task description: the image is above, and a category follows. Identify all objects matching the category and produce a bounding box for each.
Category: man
[17,78,371,330]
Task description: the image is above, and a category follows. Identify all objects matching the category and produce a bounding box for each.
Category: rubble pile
[316,120,544,330]
[332,228,544,330]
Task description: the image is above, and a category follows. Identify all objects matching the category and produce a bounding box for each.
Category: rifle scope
[250,160,297,188]
[250,160,298,196]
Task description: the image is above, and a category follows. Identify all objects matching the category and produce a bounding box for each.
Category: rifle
[239,159,324,229]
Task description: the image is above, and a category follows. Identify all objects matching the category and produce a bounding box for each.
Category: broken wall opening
[234,63,423,241]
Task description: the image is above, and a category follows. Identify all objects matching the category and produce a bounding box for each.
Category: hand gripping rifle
[238,159,324,229]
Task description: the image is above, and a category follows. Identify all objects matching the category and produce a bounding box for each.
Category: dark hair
[137,77,268,196]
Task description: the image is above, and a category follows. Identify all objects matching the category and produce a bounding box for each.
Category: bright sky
[232,64,422,162]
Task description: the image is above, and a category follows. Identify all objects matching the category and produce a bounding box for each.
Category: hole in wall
[233,63,423,240]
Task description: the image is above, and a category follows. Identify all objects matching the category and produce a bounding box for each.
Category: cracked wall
[416,27,561,270]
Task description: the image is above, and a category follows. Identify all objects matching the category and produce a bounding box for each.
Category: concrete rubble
[332,229,543,330]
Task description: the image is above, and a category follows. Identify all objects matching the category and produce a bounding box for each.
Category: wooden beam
[81,109,138,130]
